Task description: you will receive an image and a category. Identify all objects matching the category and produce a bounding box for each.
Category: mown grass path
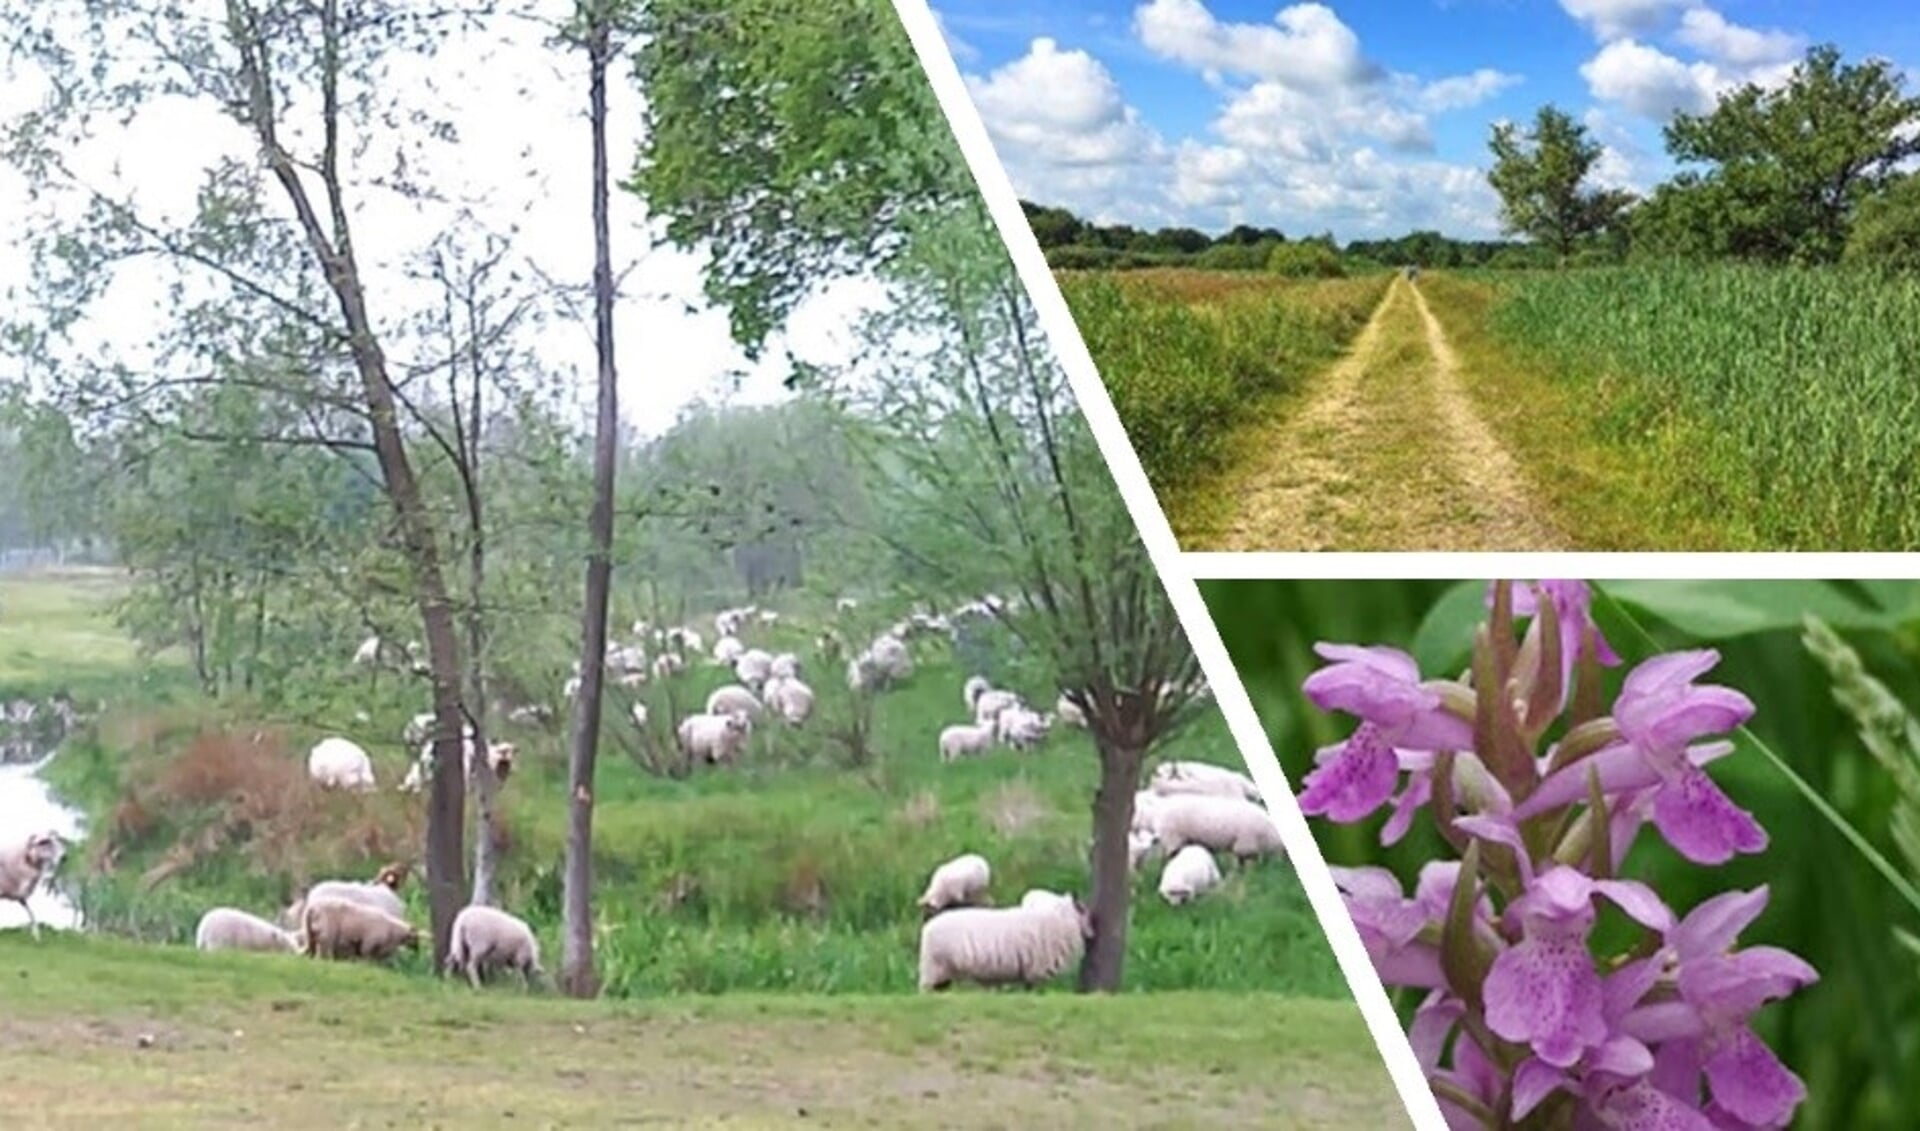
[1174,276,1563,551]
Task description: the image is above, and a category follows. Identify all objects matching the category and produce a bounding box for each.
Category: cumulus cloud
[1133,0,1382,90]
[1675,8,1803,66]
[1580,38,1721,117]
[1558,0,1689,42]
[1420,68,1524,112]
[965,38,1164,168]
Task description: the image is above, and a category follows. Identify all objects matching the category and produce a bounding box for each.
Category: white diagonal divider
[887,4,1448,1129]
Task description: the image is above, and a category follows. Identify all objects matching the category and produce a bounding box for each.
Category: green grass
[1057,269,1390,494]
[0,567,148,691]
[1452,264,1920,550]
[6,573,1350,1001]
[0,933,1404,1129]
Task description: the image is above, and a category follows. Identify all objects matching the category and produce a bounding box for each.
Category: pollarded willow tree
[633,0,1206,991]
[0,0,576,963]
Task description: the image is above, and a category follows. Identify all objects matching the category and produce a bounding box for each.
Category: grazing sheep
[400,738,516,794]
[307,737,377,791]
[972,688,1022,726]
[677,712,753,765]
[630,702,649,728]
[762,676,815,726]
[769,652,801,680]
[562,675,583,701]
[1158,845,1223,905]
[734,648,775,689]
[705,684,763,720]
[712,635,746,665]
[445,904,544,990]
[917,894,1093,991]
[835,596,859,613]
[607,644,648,674]
[652,652,686,679]
[1018,888,1075,912]
[666,627,704,656]
[714,608,748,637]
[995,706,1050,750]
[506,703,553,725]
[196,907,301,953]
[302,898,420,963]
[0,831,63,938]
[402,711,437,747]
[1131,790,1164,834]
[352,635,385,666]
[1150,760,1262,803]
[961,675,991,711]
[938,722,997,762]
[918,853,991,915]
[1143,795,1284,864]
[1128,829,1159,873]
[1056,693,1089,729]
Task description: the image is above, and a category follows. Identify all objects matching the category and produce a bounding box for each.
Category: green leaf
[1598,579,1888,640]
[1410,579,1485,677]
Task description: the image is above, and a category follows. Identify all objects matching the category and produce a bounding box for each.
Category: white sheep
[652,652,686,679]
[677,712,752,765]
[307,737,376,792]
[284,864,409,928]
[0,830,63,938]
[1056,693,1089,729]
[607,644,648,674]
[445,904,544,989]
[196,907,302,953]
[734,648,775,689]
[835,596,859,613]
[917,895,1092,991]
[1150,760,1263,803]
[302,897,420,962]
[762,676,815,726]
[1143,794,1285,864]
[666,627,704,655]
[1128,829,1159,873]
[938,722,997,762]
[972,688,1022,726]
[399,737,516,794]
[704,685,762,720]
[1158,844,1223,905]
[630,702,650,728]
[918,853,991,914]
[712,635,746,665]
[769,652,801,680]
[995,706,1051,750]
[1131,790,1164,834]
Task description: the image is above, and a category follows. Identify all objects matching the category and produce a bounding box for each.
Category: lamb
[769,652,801,680]
[0,830,63,938]
[303,897,421,963]
[938,721,997,762]
[917,852,991,915]
[307,736,376,791]
[734,648,775,690]
[917,894,1093,991]
[762,676,815,726]
[705,684,763,720]
[1142,794,1284,864]
[712,635,746,665]
[1157,844,1223,905]
[445,904,544,989]
[995,706,1051,750]
[1150,760,1262,803]
[1056,693,1089,729]
[195,907,301,953]
[677,711,753,765]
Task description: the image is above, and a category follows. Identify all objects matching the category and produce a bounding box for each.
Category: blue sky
[930,1,1920,241]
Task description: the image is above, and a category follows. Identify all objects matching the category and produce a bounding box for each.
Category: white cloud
[1558,0,1689,41]
[1675,8,1802,67]
[1581,38,1721,117]
[1217,80,1433,157]
[1133,0,1381,90]
[965,38,1165,168]
[1420,68,1524,112]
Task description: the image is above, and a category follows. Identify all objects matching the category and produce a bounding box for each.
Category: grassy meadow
[0,570,1401,1128]
[1056,268,1389,493]
[1201,578,1920,1130]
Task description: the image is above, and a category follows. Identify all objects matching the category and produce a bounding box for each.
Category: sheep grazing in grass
[196,907,302,954]
[303,898,421,963]
[652,652,686,680]
[835,596,859,613]
[445,904,544,990]
[307,736,376,792]
[762,676,815,726]
[852,634,914,690]
[734,648,775,690]
[1055,693,1089,729]
[705,684,763,720]
[0,830,64,938]
[1142,795,1284,865]
[769,652,801,680]
[630,702,649,728]
[995,706,1050,751]
[918,852,992,916]
[970,685,1021,726]
[938,722,997,762]
[400,737,516,794]
[1149,760,1262,803]
[1128,829,1159,873]
[1158,845,1222,906]
[917,892,1093,991]
[712,635,746,665]
[677,712,752,765]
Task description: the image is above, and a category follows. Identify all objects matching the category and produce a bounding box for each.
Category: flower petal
[1670,887,1770,962]
[1382,769,1432,847]
[1702,1026,1806,1128]
[1483,937,1608,1068]
[1298,723,1400,823]
[1650,766,1769,865]
[1595,878,1677,933]
[1593,1079,1718,1131]
[1408,990,1461,1074]
[1516,742,1662,820]
[1512,1058,1569,1121]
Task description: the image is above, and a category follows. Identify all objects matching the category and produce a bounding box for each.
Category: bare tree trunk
[461,288,500,908]
[559,5,620,999]
[1079,735,1143,993]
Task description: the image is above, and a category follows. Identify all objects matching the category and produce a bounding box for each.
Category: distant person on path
[1406,264,1420,283]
